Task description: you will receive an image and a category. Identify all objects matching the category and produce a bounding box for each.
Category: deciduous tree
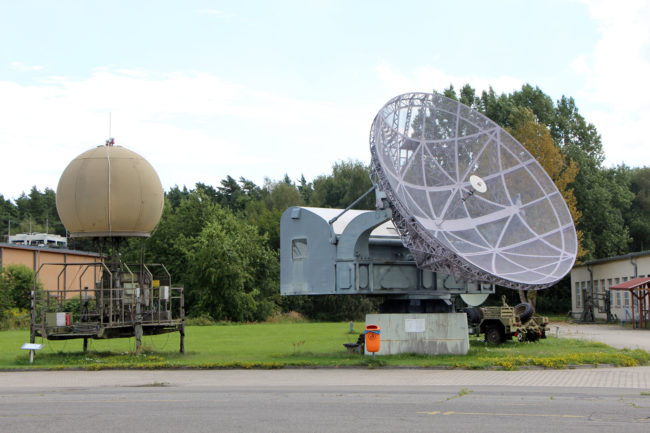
[310,160,374,209]
[626,167,650,251]
[183,208,278,321]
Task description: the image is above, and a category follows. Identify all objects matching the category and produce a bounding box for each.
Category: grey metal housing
[280,206,492,298]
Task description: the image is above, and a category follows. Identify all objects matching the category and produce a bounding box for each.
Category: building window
[291,238,308,260]
[575,282,581,308]
[625,291,630,306]
[614,278,621,306]
[594,280,599,296]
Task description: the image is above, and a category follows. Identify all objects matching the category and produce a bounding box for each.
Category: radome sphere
[56,144,164,238]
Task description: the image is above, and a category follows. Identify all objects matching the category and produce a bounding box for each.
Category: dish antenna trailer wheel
[281,92,577,355]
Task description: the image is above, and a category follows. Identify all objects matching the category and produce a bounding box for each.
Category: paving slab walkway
[553,322,650,352]
[1,367,650,390]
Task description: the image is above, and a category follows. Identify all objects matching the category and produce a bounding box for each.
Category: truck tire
[485,324,505,344]
[514,303,534,323]
[465,307,483,324]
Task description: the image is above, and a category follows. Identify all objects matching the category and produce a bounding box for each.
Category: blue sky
[1,0,648,199]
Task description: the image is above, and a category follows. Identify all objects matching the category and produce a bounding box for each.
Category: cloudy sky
[1,0,648,200]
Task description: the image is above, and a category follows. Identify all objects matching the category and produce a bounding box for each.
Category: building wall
[0,244,100,299]
[1,247,34,269]
[570,252,650,320]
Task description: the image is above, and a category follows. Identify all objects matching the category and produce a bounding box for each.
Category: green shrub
[184,315,218,326]
[1,264,42,321]
[265,311,308,323]
[0,308,30,330]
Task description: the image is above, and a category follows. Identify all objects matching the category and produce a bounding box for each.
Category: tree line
[2,83,649,319]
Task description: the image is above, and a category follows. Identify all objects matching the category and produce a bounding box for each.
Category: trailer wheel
[485,324,505,344]
[514,303,534,323]
[465,307,483,324]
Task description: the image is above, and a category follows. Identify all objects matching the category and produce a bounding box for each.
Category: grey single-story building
[570,250,650,320]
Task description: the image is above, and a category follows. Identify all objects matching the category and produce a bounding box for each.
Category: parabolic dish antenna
[370,92,577,290]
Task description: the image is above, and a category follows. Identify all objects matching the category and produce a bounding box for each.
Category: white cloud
[376,62,525,98]
[573,0,650,167]
[10,61,44,71]
[0,69,371,200]
[570,55,591,78]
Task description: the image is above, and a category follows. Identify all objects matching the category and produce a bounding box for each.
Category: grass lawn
[1,321,647,370]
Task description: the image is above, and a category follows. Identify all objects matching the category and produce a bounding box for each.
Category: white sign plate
[21,343,43,350]
[405,319,425,333]
[56,312,67,327]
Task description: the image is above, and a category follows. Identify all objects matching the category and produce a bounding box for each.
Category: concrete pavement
[554,322,650,351]
[1,366,650,390]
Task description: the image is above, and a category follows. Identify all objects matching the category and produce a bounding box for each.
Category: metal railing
[32,261,183,336]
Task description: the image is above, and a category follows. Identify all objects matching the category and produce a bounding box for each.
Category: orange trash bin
[364,325,381,353]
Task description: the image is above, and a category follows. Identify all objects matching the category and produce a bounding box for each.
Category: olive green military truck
[466,300,548,344]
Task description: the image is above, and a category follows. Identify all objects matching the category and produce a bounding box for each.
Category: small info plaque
[405,319,425,333]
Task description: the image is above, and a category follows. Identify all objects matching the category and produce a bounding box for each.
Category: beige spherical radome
[56,145,164,238]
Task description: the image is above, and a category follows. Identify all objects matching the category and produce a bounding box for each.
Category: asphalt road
[1,383,649,433]
[1,369,649,433]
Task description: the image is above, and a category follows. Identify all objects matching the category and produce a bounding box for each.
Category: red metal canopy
[610,277,650,329]
[610,276,650,290]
